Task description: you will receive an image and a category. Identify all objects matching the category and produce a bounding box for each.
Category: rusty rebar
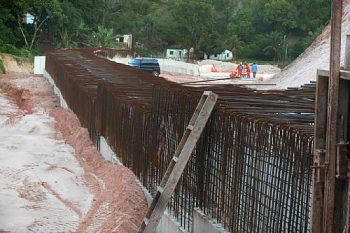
[46,48,315,232]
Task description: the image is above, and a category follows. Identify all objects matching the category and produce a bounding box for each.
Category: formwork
[45,48,315,232]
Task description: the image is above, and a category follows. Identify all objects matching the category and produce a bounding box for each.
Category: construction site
[1,1,350,233]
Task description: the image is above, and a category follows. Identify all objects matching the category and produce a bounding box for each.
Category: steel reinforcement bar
[46,48,315,232]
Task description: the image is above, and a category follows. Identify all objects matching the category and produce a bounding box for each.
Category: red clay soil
[50,109,147,233]
[0,75,33,114]
[0,74,148,233]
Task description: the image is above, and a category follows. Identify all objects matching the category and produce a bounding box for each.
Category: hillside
[261,0,350,89]
[0,54,33,74]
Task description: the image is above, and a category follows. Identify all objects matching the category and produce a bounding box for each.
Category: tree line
[0,0,331,62]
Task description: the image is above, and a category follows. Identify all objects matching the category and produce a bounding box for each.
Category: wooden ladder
[138,91,218,233]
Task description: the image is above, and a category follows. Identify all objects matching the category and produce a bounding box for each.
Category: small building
[166,49,188,60]
[116,34,133,49]
[204,49,233,61]
[23,13,34,24]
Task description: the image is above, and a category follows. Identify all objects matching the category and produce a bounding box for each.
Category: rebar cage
[46,48,315,232]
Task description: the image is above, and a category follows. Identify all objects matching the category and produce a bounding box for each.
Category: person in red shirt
[245,64,251,78]
[230,71,237,78]
[236,63,243,77]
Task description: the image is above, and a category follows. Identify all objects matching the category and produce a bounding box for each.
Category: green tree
[88,26,116,48]
[0,3,18,45]
[263,31,284,62]
[50,0,82,48]
[231,34,244,59]
[13,0,61,50]
[229,9,256,42]
[0,0,333,61]
[262,0,297,33]
[170,0,216,58]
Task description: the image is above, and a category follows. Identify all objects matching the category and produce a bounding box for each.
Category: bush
[0,43,21,56]
[0,59,5,74]
[0,40,37,59]
[18,48,36,59]
[134,47,164,58]
[289,40,308,59]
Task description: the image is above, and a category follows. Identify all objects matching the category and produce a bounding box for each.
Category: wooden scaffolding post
[311,2,350,232]
[323,0,343,231]
[138,91,218,233]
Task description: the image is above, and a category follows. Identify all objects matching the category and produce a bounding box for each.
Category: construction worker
[245,64,251,78]
[236,63,243,78]
[251,63,258,78]
[230,71,237,79]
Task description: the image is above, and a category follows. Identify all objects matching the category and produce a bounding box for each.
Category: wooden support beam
[138,91,218,233]
[323,0,343,232]
[311,75,328,233]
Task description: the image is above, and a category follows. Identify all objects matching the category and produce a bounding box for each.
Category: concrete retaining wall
[43,70,68,108]
[34,56,46,74]
[157,58,200,76]
[192,208,228,233]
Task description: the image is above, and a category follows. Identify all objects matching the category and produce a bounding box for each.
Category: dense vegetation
[0,0,331,62]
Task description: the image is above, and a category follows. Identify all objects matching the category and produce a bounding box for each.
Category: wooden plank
[317,69,350,80]
[317,69,330,77]
[139,91,218,233]
[323,0,343,232]
[158,94,207,189]
[340,70,350,80]
[344,34,350,233]
[311,75,328,233]
[334,35,350,232]
[345,34,350,70]
[314,34,350,233]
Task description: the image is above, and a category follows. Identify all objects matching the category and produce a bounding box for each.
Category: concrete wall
[192,208,228,233]
[166,49,187,59]
[43,70,68,108]
[158,58,200,76]
[34,56,46,74]
[99,136,122,165]
[205,50,233,61]
[110,57,200,76]
[157,212,186,233]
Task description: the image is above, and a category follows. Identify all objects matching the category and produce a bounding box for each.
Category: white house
[204,49,233,61]
[23,13,34,24]
[116,34,133,49]
[166,49,188,59]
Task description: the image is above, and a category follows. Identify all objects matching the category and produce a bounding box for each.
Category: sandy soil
[160,71,203,83]
[0,54,33,74]
[0,74,147,232]
[111,57,279,86]
[199,59,281,74]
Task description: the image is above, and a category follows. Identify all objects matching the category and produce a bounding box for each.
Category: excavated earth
[0,73,147,232]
